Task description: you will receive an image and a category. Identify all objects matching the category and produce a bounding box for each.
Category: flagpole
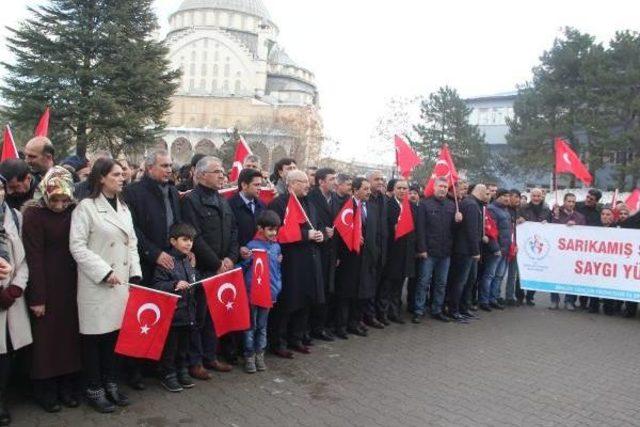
[451,177,459,213]
[187,267,243,288]
[126,283,181,299]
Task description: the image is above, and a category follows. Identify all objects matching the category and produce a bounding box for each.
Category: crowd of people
[0,135,636,424]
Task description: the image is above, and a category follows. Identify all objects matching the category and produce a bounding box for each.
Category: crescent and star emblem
[217,283,238,311]
[254,257,264,285]
[562,152,571,165]
[434,159,450,177]
[137,303,161,335]
[341,208,354,228]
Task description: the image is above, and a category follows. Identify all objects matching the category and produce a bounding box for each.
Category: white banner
[516,222,640,302]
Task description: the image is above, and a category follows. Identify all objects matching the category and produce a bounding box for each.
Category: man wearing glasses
[181,156,238,379]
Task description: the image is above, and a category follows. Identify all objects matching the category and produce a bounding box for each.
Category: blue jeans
[244,305,270,357]
[479,254,508,304]
[550,293,577,304]
[414,256,450,316]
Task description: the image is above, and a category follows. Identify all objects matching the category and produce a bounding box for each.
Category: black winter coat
[335,198,380,299]
[152,249,197,327]
[229,193,265,247]
[307,187,340,294]
[417,196,457,258]
[519,202,551,223]
[383,198,421,280]
[453,195,484,257]
[181,185,239,275]
[269,192,325,312]
[124,176,182,284]
[369,192,389,267]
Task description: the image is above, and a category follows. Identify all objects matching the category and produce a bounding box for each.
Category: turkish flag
[424,145,459,197]
[115,286,179,361]
[555,138,592,186]
[394,135,421,178]
[229,136,252,182]
[625,189,640,215]
[259,187,277,205]
[334,197,362,253]
[277,194,307,244]
[484,207,499,241]
[250,249,272,308]
[34,107,50,137]
[1,125,19,161]
[219,187,238,200]
[202,268,250,338]
[395,196,414,240]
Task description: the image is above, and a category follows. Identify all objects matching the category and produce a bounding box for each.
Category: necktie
[248,201,255,214]
[361,202,368,223]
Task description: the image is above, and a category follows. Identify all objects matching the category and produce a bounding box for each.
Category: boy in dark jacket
[239,210,283,374]
[153,223,198,393]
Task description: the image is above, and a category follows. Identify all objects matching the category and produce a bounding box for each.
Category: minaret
[254,20,271,98]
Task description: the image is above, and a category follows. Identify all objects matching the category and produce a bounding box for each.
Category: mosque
[158,0,323,169]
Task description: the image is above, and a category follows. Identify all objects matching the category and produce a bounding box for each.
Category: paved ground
[10,296,640,426]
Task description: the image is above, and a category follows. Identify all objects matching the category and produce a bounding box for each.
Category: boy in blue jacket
[239,210,282,373]
[153,223,198,392]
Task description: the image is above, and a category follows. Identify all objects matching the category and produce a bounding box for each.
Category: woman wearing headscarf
[23,166,81,413]
[69,158,142,414]
[0,174,32,426]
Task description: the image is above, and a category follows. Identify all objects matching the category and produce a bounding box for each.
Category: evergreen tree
[413,86,490,181]
[2,0,180,158]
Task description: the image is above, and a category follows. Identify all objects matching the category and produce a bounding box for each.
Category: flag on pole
[394,135,421,178]
[229,136,252,182]
[395,196,414,240]
[333,197,362,253]
[115,286,179,361]
[1,125,19,161]
[34,107,50,137]
[202,268,250,337]
[625,189,640,215]
[555,138,593,186]
[249,249,272,308]
[277,194,308,244]
[424,145,459,197]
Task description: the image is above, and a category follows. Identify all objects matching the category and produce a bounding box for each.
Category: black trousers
[448,256,478,315]
[309,301,329,334]
[82,331,119,389]
[376,278,405,319]
[159,326,190,377]
[269,304,309,350]
[335,297,363,330]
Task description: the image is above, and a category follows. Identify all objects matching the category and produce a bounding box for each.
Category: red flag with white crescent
[394,135,421,178]
[424,145,459,197]
[395,196,414,240]
[625,189,640,215]
[334,197,362,253]
[277,194,307,244]
[250,249,272,308]
[555,138,593,186]
[115,286,179,361]
[202,268,250,338]
[229,136,252,182]
[34,106,50,137]
[1,125,19,161]
[258,187,276,205]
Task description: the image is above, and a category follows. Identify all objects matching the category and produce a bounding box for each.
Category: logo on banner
[524,234,550,261]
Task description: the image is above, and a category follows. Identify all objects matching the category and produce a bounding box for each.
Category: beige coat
[69,195,142,335]
[0,207,32,354]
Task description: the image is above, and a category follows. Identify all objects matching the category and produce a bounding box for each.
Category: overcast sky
[1,1,638,163]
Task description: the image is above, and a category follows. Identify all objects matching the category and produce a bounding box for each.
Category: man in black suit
[229,168,265,249]
[307,168,339,342]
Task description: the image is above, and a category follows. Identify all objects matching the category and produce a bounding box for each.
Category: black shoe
[177,370,195,389]
[310,330,335,342]
[105,383,130,407]
[460,311,478,320]
[59,392,79,409]
[489,302,505,310]
[302,335,314,346]
[160,374,183,393]
[526,300,535,306]
[479,304,492,312]
[86,388,115,414]
[334,329,349,339]
[127,372,146,391]
[346,326,367,337]
[377,316,390,326]
[363,317,385,329]
[388,315,406,325]
[588,305,599,314]
[411,314,423,324]
[431,313,450,322]
[37,396,61,413]
[450,313,469,323]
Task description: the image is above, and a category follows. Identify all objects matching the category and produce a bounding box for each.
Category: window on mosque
[235,80,241,93]
[223,80,229,91]
[212,80,217,90]
[201,64,207,76]
[203,51,208,62]
[224,64,230,78]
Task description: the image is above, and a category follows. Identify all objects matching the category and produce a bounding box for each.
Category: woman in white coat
[69,158,141,414]
[0,175,31,427]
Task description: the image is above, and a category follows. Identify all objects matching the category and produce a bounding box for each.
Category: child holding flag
[153,223,198,392]
[239,210,283,373]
